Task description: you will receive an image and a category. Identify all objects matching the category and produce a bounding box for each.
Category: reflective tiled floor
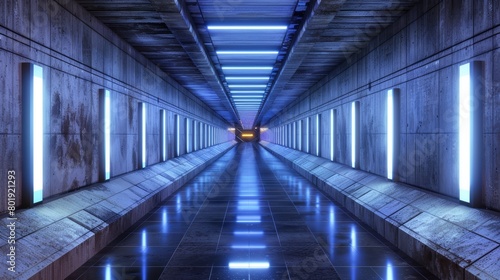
[67,143,436,280]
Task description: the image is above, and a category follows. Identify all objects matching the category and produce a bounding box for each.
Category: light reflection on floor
[67,143,436,280]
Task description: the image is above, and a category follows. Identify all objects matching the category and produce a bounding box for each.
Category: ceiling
[75,0,420,129]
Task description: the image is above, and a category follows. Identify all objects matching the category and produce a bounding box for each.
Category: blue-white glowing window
[229,262,270,269]
[330,109,335,161]
[297,121,302,150]
[459,63,473,203]
[176,115,180,156]
[351,102,359,168]
[193,120,197,151]
[33,65,44,204]
[293,122,296,149]
[186,118,190,153]
[103,90,111,179]
[316,114,320,156]
[161,110,167,161]
[140,102,147,168]
[387,90,394,180]
[306,117,310,153]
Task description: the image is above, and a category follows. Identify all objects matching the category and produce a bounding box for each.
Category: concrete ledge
[260,141,500,280]
[0,141,236,280]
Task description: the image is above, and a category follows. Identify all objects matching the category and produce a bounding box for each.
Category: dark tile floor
[67,143,437,280]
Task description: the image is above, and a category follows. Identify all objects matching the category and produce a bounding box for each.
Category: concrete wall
[0,0,234,213]
[262,0,500,210]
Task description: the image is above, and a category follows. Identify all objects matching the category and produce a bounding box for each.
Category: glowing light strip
[459,63,471,203]
[217,51,278,55]
[176,115,180,156]
[228,85,267,88]
[242,133,254,137]
[141,103,146,168]
[186,118,190,153]
[104,90,111,178]
[162,110,167,161]
[330,109,334,161]
[306,117,310,153]
[222,66,273,70]
[351,102,356,168]
[387,90,394,180]
[193,120,197,151]
[316,114,320,156]
[33,65,44,203]
[209,25,287,30]
[236,215,261,223]
[234,231,264,235]
[229,262,270,269]
[226,77,269,80]
[231,91,265,94]
[231,245,266,249]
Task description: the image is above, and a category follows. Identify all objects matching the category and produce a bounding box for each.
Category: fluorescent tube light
[208,25,286,30]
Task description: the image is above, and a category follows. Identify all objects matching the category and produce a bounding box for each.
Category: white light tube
[387,90,394,179]
[33,65,44,203]
[104,90,111,178]
[459,63,471,203]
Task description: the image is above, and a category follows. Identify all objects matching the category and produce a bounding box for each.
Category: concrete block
[465,246,500,280]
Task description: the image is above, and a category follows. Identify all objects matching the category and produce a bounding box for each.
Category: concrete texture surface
[0,141,236,280]
[0,0,235,214]
[261,0,500,211]
[260,141,500,280]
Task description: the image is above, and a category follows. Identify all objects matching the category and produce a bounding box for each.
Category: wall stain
[52,92,61,117]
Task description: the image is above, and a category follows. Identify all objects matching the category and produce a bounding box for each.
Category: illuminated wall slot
[316,114,321,156]
[193,120,197,151]
[99,89,111,180]
[175,114,180,156]
[293,122,296,149]
[459,61,483,206]
[306,117,310,153]
[22,63,44,206]
[161,110,167,161]
[297,121,302,150]
[185,118,190,153]
[351,101,360,168]
[387,89,400,180]
[330,109,335,161]
[139,102,147,168]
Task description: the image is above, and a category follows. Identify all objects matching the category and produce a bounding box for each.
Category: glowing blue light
[162,208,167,233]
[222,66,273,70]
[141,229,147,252]
[186,118,190,153]
[228,85,267,88]
[351,102,356,168]
[231,245,266,249]
[141,103,146,168]
[306,117,310,153]
[105,264,111,280]
[161,110,166,161]
[229,262,270,269]
[387,90,394,179]
[103,90,111,179]
[33,65,44,203]
[316,114,320,156]
[217,51,278,55]
[208,26,287,30]
[387,262,394,280]
[459,63,471,203]
[226,77,269,80]
[330,109,334,161]
[234,231,263,235]
[176,115,180,156]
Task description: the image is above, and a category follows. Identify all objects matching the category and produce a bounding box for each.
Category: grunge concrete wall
[0,0,233,213]
[262,0,500,211]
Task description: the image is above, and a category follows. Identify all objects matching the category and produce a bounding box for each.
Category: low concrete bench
[0,141,236,280]
[260,141,500,280]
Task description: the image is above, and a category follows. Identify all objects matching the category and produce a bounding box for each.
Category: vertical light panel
[293,122,296,149]
[306,117,310,153]
[316,114,320,156]
[175,115,180,156]
[459,62,483,206]
[298,121,302,151]
[351,101,360,169]
[330,109,335,161]
[161,110,167,161]
[99,89,111,180]
[139,102,147,168]
[387,89,400,180]
[22,63,44,206]
[194,120,197,151]
[186,118,190,153]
